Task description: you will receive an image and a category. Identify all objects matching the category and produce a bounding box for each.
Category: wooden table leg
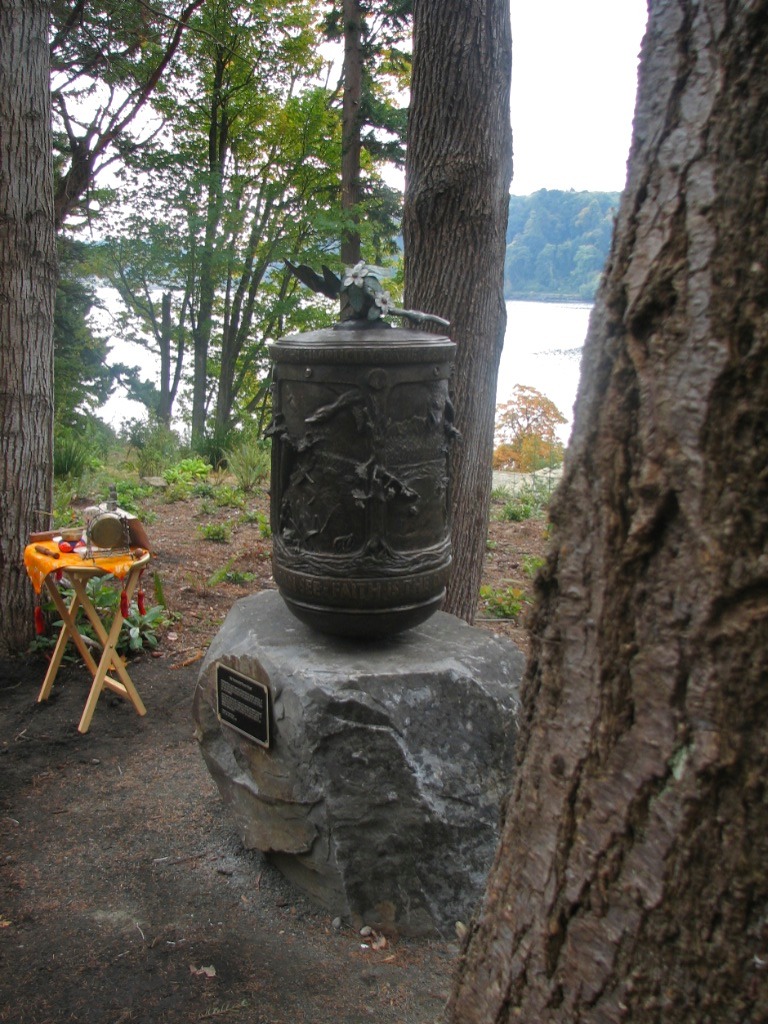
[72,567,147,733]
[38,579,102,703]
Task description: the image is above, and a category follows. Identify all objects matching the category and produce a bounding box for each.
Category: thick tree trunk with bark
[449,1,768,1020]
[341,0,363,270]
[0,0,56,655]
[403,0,512,623]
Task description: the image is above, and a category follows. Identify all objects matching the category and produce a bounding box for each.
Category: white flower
[374,290,391,314]
[342,261,369,288]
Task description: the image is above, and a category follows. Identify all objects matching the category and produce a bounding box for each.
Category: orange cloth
[23,544,149,594]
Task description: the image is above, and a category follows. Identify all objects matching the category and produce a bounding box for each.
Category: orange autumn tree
[493,385,566,472]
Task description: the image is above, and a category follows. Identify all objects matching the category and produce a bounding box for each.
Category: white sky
[509,0,648,195]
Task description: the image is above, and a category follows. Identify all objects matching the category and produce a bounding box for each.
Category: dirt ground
[0,489,547,1024]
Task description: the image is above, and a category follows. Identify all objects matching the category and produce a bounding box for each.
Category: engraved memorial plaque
[216,663,270,748]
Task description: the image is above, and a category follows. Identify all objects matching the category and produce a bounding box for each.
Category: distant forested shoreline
[504,189,621,302]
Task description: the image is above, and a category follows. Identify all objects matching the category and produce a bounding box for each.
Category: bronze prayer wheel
[268,326,456,638]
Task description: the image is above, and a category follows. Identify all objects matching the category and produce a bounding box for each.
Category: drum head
[90,512,125,550]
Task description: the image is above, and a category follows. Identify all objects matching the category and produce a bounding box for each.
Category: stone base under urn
[192,590,524,937]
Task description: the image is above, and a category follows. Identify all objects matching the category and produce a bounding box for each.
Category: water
[100,298,593,440]
[497,300,592,442]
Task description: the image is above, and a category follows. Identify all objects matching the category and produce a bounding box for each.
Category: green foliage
[192,481,216,499]
[198,522,231,543]
[490,484,514,503]
[207,559,256,587]
[164,457,210,485]
[213,486,245,510]
[222,438,271,494]
[163,481,192,503]
[499,497,537,523]
[32,574,171,658]
[497,477,556,522]
[51,482,80,527]
[122,417,180,478]
[522,554,546,579]
[240,509,271,538]
[479,585,528,621]
[53,429,93,480]
[111,481,155,515]
[54,239,120,422]
[504,190,620,301]
[192,429,234,473]
[152,571,167,610]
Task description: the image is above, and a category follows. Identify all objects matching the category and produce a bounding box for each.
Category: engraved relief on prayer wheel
[268,326,456,638]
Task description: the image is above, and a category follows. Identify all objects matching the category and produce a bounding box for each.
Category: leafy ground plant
[31,573,171,658]
[207,559,256,586]
[479,584,528,620]
[214,485,245,509]
[498,476,556,522]
[198,521,231,543]
[240,508,271,538]
[164,457,210,485]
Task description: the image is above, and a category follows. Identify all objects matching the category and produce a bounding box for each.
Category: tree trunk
[157,291,174,426]
[191,49,228,447]
[449,2,768,1020]
[0,0,56,655]
[403,0,512,623]
[340,0,363,270]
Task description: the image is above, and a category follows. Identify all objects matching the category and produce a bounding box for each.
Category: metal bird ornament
[285,260,450,329]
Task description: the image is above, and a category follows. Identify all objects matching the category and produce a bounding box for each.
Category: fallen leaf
[189,964,217,978]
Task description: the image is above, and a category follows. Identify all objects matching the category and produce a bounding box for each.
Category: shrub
[122,417,179,478]
[499,497,535,522]
[53,430,92,480]
[192,481,216,499]
[223,438,270,493]
[498,475,557,522]
[164,480,193,503]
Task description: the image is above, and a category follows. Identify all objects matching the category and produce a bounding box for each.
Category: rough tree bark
[0,0,56,656]
[449,1,768,1020]
[403,0,512,622]
[341,0,363,269]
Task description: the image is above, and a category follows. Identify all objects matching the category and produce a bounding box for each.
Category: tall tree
[449,1,768,1020]
[50,0,204,229]
[93,222,192,427]
[402,0,512,623]
[103,0,343,446]
[325,0,411,273]
[55,239,122,426]
[0,0,57,654]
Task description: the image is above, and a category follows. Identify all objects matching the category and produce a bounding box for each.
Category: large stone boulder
[193,590,523,936]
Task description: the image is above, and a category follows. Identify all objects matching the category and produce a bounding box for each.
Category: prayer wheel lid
[269,326,455,364]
